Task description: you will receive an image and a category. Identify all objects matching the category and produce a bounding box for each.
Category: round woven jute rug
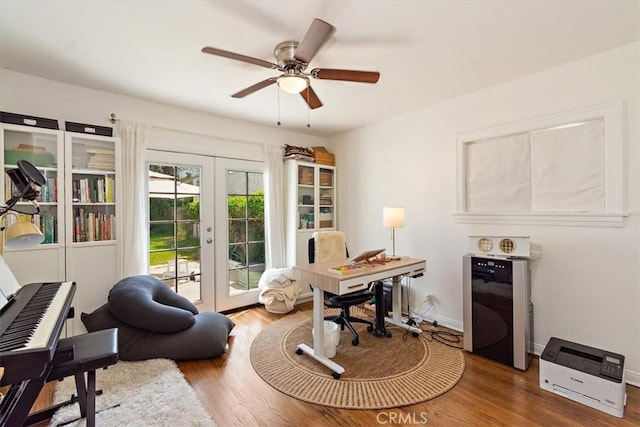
[250,308,465,409]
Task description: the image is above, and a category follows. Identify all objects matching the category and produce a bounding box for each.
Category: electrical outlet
[410,314,423,324]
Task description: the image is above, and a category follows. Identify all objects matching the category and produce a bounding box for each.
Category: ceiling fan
[201,18,380,110]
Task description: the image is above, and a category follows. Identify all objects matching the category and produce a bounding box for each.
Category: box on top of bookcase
[312,146,335,166]
[65,121,113,137]
[0,111,59,130]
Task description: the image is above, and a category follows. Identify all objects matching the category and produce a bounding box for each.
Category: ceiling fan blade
[202,46,277,69]
[311,68,380,83]
[299,85,323,110]
[294,19,336,64]
[231,78,277,98]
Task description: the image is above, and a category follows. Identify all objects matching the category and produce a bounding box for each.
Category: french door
[146,152,264,312]
[146,151,215,311]
[214,158,265,311]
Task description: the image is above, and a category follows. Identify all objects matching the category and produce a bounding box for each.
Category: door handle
[206,237,213,244]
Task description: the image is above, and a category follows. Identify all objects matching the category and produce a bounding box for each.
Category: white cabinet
[64,131,122,334]
[285,160,336,268]
[1,122,121,335]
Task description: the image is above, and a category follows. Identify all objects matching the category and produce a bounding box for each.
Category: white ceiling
[1,1,638,137]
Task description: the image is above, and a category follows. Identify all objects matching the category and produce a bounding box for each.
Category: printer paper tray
[547,383,624,418]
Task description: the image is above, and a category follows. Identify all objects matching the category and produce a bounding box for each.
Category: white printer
[539,337,626,418]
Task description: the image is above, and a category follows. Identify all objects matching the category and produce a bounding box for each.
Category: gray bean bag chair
[81,275,234,361]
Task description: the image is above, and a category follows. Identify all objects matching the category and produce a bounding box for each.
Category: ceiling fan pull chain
[306,86,311,128]
[277,87,281,126]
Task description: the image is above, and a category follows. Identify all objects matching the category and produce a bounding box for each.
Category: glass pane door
[228,170,265,294]
[146,151,214,310]
[148,164,202,301]
[215,158,264,311]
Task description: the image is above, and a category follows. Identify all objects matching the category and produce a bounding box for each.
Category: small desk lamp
[383,207,405,260]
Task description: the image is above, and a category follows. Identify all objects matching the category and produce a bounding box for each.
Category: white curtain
[263,144,286,268]
[115,121,150,276]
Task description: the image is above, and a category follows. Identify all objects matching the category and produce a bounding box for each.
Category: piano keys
[0,281,75,386]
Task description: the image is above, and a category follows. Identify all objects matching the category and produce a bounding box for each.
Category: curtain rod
[108,112,264,148]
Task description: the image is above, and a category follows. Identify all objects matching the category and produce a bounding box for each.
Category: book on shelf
[37,215,56,244]
[72,176,115,203]
[86,149,115,170]
[73,207,115,242]
[328,263,364,274]
[15,144,47,153]
[86,148,114,155]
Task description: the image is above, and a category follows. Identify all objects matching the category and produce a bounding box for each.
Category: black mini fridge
[463,255,533,370]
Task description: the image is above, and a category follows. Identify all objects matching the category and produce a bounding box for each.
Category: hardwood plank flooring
[26,301,640,426]
[180,302,639,426]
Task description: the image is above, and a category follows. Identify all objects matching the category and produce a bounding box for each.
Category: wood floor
[29,301,640,426]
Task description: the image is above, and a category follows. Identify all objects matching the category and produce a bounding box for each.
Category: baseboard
[417,312,463,332]
[625,370,640,387]
[296,293,313,304]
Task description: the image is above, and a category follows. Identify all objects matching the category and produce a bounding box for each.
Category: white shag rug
[50,359,215,427]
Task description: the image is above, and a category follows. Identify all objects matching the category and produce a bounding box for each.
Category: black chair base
[325,295,374,346]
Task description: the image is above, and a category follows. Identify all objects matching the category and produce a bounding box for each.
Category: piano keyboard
[0,281,75,387]
[0,281,72,352]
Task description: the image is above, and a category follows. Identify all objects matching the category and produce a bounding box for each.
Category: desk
[293,257,426,378]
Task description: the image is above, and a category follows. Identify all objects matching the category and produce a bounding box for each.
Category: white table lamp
[383,207,405,260]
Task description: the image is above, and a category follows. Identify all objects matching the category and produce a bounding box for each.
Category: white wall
[328,42,640,385]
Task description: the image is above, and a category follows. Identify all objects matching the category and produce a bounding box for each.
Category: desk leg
[295,286,345,378]
[371,281,392,338]
[385,275,422,335]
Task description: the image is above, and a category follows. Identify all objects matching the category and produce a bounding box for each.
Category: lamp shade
[5,220,44,249]
[383,207,405,228]
[277,75,309,94]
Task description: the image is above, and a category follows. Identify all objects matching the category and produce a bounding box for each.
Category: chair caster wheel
[412,331,419,338]
[295,348,303,355]
[332,372,341,380]
[366,325,373,332]
[352,338,359,346]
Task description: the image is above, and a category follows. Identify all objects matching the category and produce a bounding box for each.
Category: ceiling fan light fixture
[277,74,309,94]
